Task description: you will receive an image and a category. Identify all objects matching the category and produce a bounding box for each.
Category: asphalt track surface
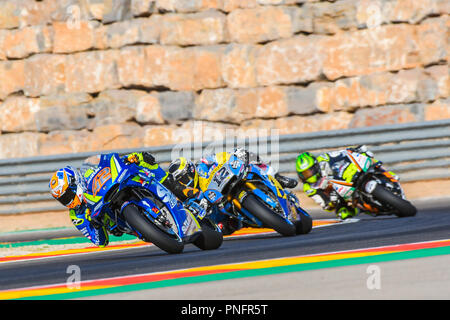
[1,199,449,298]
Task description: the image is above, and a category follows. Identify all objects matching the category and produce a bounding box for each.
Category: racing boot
[218,217,243,236]
[275,173,298,189]
[336,206,358,220]
[109,226,124,237]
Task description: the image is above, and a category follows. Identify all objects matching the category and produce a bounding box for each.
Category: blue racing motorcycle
[201,153,312,237]
[84,153,223,254]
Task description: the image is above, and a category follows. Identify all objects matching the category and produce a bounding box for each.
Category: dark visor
[57,188,77,207]
[298,168,315,179]
[298,163,319,181]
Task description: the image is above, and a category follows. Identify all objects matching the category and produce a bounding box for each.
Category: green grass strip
[0,234,137,248]
[18,245,450,300]
[0,227,72,235]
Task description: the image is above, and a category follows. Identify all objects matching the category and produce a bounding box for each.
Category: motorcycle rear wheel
[371,185,417,218]
[242,194,296,236]
[123,204,184,254]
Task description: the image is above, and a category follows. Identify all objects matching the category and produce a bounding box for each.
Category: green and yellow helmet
[296,152,320,183]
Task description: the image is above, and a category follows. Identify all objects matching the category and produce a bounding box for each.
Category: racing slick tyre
[193,218,223,250]
[242,194,296,237]
[123,204,184,254]
[372,185,417,218]
[294,208,313,235]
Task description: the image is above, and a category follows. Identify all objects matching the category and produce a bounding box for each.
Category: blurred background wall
[0,0,448,159]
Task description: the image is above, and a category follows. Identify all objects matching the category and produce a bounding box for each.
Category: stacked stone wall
[0,0,448,159]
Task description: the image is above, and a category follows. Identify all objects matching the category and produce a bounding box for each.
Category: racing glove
[234,148,250,164]
[350,145,374,158]
[126,152,156,165]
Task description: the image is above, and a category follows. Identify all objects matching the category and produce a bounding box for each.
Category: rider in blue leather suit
[49,152,199,247]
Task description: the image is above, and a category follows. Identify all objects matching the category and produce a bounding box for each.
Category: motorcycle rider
[168,148,298,234]
[49,151,201,247]
[296,145,377,220]
[197,148,298,189]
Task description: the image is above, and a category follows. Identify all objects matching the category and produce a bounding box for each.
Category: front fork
[227,181,256,211]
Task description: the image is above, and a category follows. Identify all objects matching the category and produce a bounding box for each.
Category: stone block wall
[0,0,448,159]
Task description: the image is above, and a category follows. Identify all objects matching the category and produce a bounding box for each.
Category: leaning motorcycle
[327,149,416,218]
[84,153,223,254]
[201,153,312,237]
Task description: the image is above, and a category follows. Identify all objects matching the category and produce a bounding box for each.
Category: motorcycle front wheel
[371,185,417,218]
[241,194,296,236]
[123,204,184,254]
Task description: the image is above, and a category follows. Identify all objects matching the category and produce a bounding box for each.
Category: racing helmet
[296,152,320,183]
[168,157,199,189]
[49,166,85,209]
